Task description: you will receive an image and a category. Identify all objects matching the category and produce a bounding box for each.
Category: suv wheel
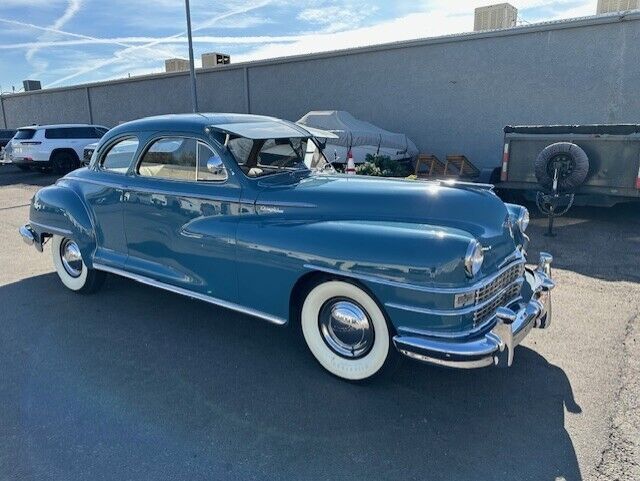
[52,151,79,174]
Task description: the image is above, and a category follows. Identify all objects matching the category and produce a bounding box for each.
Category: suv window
[45,127,102,139]
[138,137,197,181]
[101,137,139,173]
[14,129,36,140]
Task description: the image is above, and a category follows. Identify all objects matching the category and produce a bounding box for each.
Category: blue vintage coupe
[20,113,554,381]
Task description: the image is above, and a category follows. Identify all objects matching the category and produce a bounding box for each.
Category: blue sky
[0,0,598,92]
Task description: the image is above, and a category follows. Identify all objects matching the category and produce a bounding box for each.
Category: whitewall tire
[51,235,105,293]
[301,280,395,381]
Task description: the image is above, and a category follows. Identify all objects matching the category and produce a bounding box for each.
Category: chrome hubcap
[60,239,83,278]
[318,298,374,358]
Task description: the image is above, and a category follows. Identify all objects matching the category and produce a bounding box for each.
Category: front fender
[29,184,96,264]
[235,217,475,325]
[280,219,475,287]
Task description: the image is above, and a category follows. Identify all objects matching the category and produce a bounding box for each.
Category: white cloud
[234,0,596,63]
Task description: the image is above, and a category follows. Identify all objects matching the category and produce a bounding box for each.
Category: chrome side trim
[303,252,524,295]
[395,298,524,340]
[255,200,316,208]
[29,220,73,237]
[385,278,523,316]
[93,263,287,326]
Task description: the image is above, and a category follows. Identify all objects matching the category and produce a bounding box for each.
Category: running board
[93,263,287,326]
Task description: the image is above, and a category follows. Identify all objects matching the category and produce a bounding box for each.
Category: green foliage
[355,154,411,178]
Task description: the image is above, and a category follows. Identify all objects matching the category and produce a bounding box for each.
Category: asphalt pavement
[0,165,638,481]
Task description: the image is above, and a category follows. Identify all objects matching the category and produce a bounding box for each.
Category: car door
[81,135,141,268]
[122,135,242,303]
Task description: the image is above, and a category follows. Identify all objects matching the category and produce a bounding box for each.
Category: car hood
[255,173,518,270]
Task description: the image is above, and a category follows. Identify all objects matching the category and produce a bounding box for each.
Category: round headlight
[464,240,484,278]
[517,207,530,233]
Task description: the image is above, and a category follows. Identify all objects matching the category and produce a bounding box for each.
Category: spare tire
[534,142,589,192]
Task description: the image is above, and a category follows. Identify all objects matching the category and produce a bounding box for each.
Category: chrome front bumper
[19,224,43,252]
[393,252,555,369]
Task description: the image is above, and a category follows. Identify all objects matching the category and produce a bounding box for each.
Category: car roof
[106,113,313,138]
[17,124,105,130]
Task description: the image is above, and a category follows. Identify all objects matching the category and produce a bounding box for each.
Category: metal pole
[184,0,199,113]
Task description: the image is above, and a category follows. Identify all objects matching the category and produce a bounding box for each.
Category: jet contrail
[0,35,301,50]
[26,0,83,81]
[0,17,178,59]
[46,0,272,88]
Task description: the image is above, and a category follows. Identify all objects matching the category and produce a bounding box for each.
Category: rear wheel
[300,280,398,381]
[51,151,79,174]
[51,235,105,293]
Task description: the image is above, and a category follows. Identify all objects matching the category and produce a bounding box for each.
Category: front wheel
[51,235,105,293]
[300,280,397,381]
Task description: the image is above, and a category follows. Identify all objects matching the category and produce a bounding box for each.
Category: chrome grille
[473,262,524,325]
[476,262,524,305]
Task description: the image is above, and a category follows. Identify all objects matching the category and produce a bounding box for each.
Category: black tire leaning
[534,142,589,192]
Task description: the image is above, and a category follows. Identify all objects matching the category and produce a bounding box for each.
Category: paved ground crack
[593,311,640,480]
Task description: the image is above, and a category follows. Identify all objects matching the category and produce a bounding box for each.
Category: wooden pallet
[415,154,451,178]
[445,154,480,179]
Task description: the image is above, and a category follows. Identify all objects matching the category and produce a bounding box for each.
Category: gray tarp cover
[297,110,418,156]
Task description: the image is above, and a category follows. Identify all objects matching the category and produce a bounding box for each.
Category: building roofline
[2,10,639,99]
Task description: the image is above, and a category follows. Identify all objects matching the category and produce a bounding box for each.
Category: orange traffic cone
[346,149,356,175]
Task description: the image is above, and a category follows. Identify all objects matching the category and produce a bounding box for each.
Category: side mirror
[206,154,227,180]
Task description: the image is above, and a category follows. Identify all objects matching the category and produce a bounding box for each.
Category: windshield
[226,136,328,177]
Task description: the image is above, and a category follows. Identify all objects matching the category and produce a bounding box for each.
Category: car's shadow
[0,164,60,187]
[518,200,640,284]
[2,272,582,481]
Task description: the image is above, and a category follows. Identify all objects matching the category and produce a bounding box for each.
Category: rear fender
[29,184,96,265]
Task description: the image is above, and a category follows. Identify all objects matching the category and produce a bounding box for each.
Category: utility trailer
[498,124,640,207]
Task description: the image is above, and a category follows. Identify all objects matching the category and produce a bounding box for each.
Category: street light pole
[184,0,199,113]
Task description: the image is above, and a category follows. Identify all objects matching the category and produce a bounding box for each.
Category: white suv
[10,124,108,173]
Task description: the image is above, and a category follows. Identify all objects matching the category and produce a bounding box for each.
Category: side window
[101,138,139,174]
[138,137,197,181]
[77,127,98,138]
[197,142,227,182]
[44,128,64,139]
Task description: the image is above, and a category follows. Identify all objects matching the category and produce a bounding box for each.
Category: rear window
[45,127,101,139]
[13,129,36,140]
